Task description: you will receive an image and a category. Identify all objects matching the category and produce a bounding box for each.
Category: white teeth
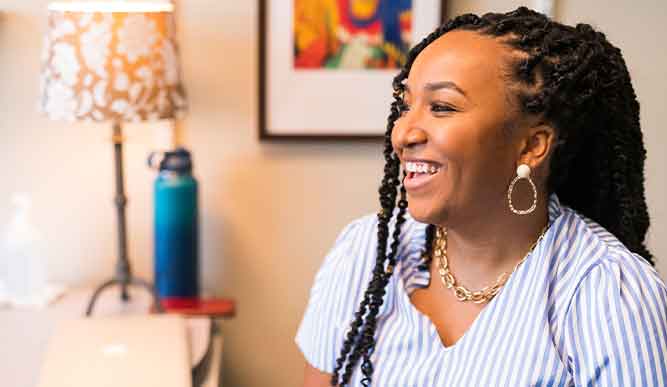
[406,161,440,175]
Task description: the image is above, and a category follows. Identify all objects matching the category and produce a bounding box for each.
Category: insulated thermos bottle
[148,147,199,307]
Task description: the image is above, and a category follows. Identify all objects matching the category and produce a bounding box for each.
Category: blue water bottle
[148,147,199,307]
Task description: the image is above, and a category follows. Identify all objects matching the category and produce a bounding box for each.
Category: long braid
[335,86,406,385]
[417,224,437,272]
[357,185,408,386]
[330,78,404,387]
[332,6,653,385]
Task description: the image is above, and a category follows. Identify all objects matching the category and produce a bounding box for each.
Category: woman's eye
[397,101,455,115]
[431,103,455,113]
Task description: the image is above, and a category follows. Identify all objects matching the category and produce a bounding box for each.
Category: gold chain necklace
[433,224,548,304]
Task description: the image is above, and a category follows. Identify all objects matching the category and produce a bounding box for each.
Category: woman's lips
[404,168,441,191]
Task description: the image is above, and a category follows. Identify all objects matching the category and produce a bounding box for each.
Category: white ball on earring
[517,164,531,178]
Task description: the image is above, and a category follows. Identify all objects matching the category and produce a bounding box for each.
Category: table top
[0,286,223,387]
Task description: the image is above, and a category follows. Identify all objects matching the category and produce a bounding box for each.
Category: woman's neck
[436,195,550,290]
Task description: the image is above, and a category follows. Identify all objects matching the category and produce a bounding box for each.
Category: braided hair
[331,6,652,386]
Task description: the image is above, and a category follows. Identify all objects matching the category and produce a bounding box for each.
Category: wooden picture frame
[258,0,449,141]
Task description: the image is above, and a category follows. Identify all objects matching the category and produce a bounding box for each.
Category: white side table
[0,287,223,387]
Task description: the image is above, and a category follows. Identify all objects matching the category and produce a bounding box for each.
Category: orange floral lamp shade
[39,2,187,122]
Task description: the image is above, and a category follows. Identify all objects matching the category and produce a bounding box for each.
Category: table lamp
[39,2,187,315]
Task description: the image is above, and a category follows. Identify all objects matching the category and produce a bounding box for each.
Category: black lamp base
[86,276,163,316]
[85,122,163,317]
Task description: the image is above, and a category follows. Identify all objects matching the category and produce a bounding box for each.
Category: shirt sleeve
[295,218,372,373]
[563,255,667,386]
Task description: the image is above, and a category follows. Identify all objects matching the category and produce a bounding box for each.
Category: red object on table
[158,297,236,318]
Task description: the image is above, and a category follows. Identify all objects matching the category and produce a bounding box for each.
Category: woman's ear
[518,122,556,169]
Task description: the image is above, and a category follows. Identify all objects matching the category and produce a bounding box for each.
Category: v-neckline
[395,192,562,353]
[399,259,516,353]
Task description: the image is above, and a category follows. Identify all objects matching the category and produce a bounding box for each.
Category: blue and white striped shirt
[296,193,667,386]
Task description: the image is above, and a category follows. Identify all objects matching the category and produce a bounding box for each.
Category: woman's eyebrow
[425,81,468,97]
[404,81,468,98]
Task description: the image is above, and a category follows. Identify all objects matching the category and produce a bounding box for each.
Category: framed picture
[259,0,448,140]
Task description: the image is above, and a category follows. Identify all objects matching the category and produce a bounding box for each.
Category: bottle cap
[159,147,193,173]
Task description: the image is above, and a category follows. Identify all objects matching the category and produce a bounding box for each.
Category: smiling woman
[296,6,667,387]
[391,28,548,227]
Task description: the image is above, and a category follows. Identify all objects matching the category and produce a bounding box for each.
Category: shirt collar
[547,192,563,225]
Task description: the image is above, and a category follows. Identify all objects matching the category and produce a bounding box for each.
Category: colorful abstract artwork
[260,0,445,139]
[293,0,412,69]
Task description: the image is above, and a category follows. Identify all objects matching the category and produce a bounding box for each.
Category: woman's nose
[392,114,427,152]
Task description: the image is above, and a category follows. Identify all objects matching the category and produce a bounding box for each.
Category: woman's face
[392,30,526,225]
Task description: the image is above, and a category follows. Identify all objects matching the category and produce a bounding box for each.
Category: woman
[296,6,667,386]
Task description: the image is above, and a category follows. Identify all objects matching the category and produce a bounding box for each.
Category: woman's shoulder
[304,210,428,314]
[537,202,667,383]
[295,210,428,372]
[333,209,429,266]
[554,204,663,288]
[551,204,667,329]
[315,210,428,278]
[553,207,667,384]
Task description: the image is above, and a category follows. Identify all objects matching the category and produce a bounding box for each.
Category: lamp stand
[85,122,163,316]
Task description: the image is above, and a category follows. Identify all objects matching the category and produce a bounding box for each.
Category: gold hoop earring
[507,164,537,215]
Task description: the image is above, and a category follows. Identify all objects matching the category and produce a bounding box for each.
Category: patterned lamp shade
[39,2,187,122]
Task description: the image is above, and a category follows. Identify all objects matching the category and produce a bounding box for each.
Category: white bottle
[2,193,47,306]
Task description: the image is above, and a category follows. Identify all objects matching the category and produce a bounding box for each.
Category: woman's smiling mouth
[404,160,443,191]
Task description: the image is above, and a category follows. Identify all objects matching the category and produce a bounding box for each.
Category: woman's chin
[406,204,444,225]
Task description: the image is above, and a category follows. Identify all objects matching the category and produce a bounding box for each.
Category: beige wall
[0,1,664,386]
